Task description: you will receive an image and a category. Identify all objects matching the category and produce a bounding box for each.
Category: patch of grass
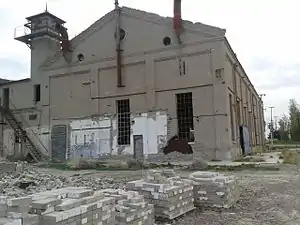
[281,149,299,164]
[233,157,265,163]
[208,164,280,172]
[37,158,165,171]
[185,163,280,172]
[253,146,264,154]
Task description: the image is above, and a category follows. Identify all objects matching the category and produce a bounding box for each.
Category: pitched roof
[71,6,226,48]
[42,7,226,68]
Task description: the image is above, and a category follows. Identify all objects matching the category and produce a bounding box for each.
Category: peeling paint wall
[69,111,167,159]
[70,117,112,158]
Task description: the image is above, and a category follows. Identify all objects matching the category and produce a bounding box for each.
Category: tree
[278,114,289,141]
[288,99,300,141]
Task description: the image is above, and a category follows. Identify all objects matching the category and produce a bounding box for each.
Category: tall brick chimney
[173,0,182,37]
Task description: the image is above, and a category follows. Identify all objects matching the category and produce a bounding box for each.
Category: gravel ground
[1,165,300,224]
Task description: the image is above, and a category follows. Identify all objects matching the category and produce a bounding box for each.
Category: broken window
[33,84,41,102]
[176,92,194,142]
[28,114,37,120]
[117,99,131,145]
[229,94,235,141]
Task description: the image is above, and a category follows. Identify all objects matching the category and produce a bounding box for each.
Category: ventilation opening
[77,53,84,62]
[114,28,126,40]
[163,36,171,46]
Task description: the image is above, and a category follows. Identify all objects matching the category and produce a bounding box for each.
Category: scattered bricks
[189,171,240,209]
[126,169,194,221]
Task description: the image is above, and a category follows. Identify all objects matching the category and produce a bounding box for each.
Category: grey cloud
[249,57,275,71]
[249,58,300,90]
[0,58,28,80]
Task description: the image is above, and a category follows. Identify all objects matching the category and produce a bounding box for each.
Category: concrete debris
[189,171,240,209]
[126,169,195,220]
[0,162,17,178]
[0,167,128,198]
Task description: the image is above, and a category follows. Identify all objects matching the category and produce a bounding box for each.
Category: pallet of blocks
[102,189,155,225]
[0,187,117,225]
[126,169,195,220]
[189,171,240,209]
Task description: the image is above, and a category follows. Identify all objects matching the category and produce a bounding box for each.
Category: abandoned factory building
[0,3,265,162]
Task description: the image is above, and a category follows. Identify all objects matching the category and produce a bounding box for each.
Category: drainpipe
[115,0,124,87]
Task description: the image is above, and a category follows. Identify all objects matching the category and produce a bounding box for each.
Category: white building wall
[69,111,167,159]
[70,117,112,158]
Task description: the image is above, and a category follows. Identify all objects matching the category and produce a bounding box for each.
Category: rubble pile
[0,167,127,198]
[0,162,17,178]
[126,169,195,220]
[0,187,116,225]
[189,171,240,209]
[103,189,154,225]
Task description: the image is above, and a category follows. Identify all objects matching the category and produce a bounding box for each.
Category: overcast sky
[0,0,299,123]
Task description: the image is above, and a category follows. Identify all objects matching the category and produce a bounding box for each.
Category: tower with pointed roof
[14,9,66,79]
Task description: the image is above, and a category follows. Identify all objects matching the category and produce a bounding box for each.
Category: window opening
[117,99,131,145]
[176,92,194,142]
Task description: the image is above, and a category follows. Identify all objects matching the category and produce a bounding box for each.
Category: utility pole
[259,94,266,147]
[268,106,275,146]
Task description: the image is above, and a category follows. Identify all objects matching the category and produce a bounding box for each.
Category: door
[51,125,67,162]
[240,125,251,155]
[3,88,9,109]
[133,135,144,160]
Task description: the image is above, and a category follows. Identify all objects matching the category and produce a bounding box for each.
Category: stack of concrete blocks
[189,171,240,209]
[0,196,39,225]
[0,187,117,225]
[126,169,195,220]
[102,189,154,225]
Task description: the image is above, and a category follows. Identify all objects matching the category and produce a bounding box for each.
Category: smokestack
[173,0,182,37]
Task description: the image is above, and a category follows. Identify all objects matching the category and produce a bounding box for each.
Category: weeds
[281,149,299,164]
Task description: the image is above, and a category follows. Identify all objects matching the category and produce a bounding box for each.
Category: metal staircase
[0,106,46,162]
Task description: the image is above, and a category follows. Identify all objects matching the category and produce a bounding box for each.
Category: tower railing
[14,25,31,39]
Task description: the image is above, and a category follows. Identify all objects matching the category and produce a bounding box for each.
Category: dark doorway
[133,135,144,160]
[3,88,9,109]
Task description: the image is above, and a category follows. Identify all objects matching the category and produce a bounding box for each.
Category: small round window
[163,36,171,46]
[77,53,84,62]
[114,28,126,40]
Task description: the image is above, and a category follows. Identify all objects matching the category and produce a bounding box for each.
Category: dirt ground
[39,165,300,225]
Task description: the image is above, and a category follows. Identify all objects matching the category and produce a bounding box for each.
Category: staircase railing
[7,100,49,157]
